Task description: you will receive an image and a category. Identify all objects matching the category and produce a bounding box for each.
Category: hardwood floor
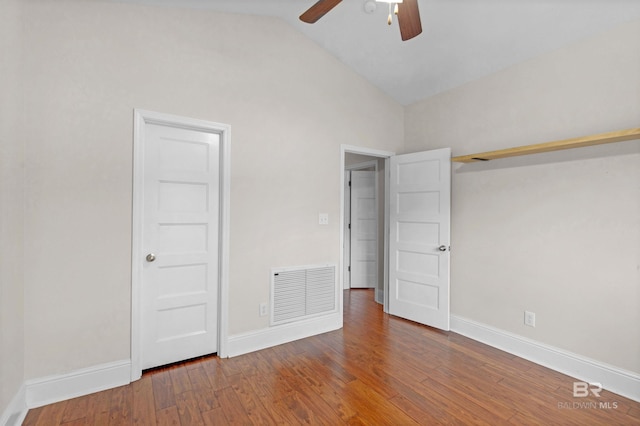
[23,289,640,425]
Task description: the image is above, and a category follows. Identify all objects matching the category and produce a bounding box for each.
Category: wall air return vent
[270,264,337,326]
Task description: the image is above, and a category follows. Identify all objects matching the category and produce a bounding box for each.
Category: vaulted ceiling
[113,0,640,105]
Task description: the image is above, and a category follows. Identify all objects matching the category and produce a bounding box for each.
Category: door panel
[343,171,351,288]
[350,171,377,289]
[389,148,450,330]
[141,123,220,370]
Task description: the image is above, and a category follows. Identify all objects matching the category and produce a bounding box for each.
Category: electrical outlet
[319,213,329,225]
[259,303,268,317]
[524,311,536,327]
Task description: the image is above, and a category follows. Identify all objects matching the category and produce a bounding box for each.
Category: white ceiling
[113,0,640,105]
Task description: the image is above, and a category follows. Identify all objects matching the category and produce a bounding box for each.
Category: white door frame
[340,145,395,311]
[131,109,231,381]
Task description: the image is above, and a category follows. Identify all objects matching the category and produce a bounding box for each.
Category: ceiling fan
[300,0,422,41]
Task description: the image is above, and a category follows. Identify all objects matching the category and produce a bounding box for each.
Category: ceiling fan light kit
[300,0,422,41]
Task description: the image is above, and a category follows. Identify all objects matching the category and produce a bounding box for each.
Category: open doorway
[340,146,395,308]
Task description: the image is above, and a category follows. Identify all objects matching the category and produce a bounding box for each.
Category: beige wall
[20,0,403,379]
[405,20,640,373]
[0,0,26,415]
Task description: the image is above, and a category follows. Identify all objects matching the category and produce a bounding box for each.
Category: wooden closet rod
[451,128,640,163]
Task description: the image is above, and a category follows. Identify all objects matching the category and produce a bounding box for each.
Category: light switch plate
[319,213,329,225]
[524,311,536,327]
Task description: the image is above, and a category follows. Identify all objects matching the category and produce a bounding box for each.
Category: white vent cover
[271,264,337,325]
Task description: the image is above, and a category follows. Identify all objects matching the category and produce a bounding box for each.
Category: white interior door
[388,148,451,330]
[350,171,378,288]
[343,171,352,289]
[141,122,220,370]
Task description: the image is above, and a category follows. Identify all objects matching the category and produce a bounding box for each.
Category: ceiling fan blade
[397,0,422,41]
[300,0,343,23]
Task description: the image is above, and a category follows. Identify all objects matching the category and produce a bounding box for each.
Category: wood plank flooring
[23,289,640,425]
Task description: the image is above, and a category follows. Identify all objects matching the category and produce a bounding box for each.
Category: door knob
[438,245,448,252]
[146,253,156,262]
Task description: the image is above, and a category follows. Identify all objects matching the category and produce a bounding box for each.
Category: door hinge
[348,223,351,229]
[348,180,351,187]
[348,266,351,272]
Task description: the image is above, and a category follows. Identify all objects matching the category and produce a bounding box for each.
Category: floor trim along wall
[0,384,26,426]
[450,315,640,403]
[226,312,342,358]
[24,360,131,410]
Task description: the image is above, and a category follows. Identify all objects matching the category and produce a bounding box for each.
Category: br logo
[573,382,602,398]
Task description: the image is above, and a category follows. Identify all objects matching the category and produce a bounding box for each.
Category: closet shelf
[451,128,640,163]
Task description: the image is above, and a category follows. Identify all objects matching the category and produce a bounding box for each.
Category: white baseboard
[25,360,131,409]
[450,315,640,403]
[0,384,26,426]
[226,312,342,358]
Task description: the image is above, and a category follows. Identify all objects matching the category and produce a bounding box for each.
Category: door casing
[131,109,231,381]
